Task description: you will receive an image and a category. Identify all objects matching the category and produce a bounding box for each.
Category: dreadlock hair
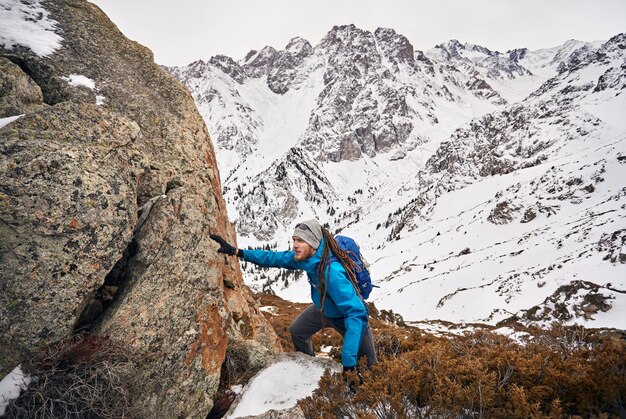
[317,227,361,314]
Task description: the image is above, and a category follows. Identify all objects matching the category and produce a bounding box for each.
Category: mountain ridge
[168,25,626,331]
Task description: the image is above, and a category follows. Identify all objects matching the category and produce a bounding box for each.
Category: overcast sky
[89,0,626,66]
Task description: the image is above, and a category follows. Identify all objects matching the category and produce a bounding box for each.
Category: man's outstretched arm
[210,234,299,269]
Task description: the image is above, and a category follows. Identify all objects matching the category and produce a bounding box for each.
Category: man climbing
[210,219,377,376]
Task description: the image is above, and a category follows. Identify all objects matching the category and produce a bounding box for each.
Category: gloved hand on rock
[210,234,241,257]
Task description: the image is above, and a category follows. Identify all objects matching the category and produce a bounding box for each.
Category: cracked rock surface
[0,0,279,416]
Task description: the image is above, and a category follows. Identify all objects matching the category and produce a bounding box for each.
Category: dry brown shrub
[219,341,261,387]
[299,326,626,419]
[4,335,137,419]
[255,293,625,417]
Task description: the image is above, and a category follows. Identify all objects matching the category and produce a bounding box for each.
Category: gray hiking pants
[289,304,378,367]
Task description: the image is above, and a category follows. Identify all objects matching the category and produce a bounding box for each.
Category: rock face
[0,57,45,116]
[0,0,279,416]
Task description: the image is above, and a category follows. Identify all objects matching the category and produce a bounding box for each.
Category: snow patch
[61,74,96,90]
[227,354,339,418]
[259,305,279,315]
[0,366,31,415]
[0,114,24,129]
[61,74,106,106]
[0,0,62,57]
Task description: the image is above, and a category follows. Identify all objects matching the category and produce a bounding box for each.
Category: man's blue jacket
[242,239,368,367]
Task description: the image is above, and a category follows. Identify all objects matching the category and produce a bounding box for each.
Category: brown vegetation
[4,335,137,418]
[298,325,626,418]
[253,292,626,418]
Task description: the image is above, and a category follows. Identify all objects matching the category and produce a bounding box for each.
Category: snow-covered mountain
[169,28,626,330]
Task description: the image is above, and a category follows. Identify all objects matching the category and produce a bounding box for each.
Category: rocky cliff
[0,0,279,416]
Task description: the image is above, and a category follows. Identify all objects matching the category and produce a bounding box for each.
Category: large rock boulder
[0,57,44,117]
[0,0,280,416]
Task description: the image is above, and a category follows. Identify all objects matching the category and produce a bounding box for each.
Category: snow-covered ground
[362,131,626,328]
[226,353,340,418]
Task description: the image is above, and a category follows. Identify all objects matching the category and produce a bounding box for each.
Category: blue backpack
[333,235,376,299]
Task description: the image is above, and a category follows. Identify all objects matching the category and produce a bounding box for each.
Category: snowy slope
[169,28,625,330]
[365,131,626,328]
[361,33,626,329]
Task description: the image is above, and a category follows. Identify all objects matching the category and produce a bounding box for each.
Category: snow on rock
[0,0,62,57]
[0,366,31,415]
[61,74,106,105]
[0,114,23,129]
[61,74,96,90]
[226,353,340,419]
[259,305,279,316]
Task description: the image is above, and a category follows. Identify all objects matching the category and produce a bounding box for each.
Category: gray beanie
[293,219,323,249]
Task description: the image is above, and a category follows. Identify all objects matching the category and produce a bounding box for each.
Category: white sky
[88,0,626,66]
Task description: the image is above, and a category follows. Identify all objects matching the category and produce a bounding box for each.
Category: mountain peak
[320,24,372,47]
[600,32,626,53]
[374,27,415,65]
[507,48,528,62]
[285,36,312,56]
[208,54,245,82]
[240,46,279,77]
[330,23,359,32]
[433,39,466,60]
[435,39,499,58]
[177,58,209,78]
[563,38,583,47]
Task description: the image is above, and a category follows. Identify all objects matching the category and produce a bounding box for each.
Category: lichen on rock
[0,0,280,416]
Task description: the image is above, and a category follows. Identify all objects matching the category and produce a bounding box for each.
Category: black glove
[342,366,363,394]
[210,234,240,256]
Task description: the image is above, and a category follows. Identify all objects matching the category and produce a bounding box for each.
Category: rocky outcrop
[300,25,417,162]
[0,0,279,416]
[374,27,415,68]
[0,57,44,116]
[266,38,314,94]
[209,54,247,84]
[241,46,279,78]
